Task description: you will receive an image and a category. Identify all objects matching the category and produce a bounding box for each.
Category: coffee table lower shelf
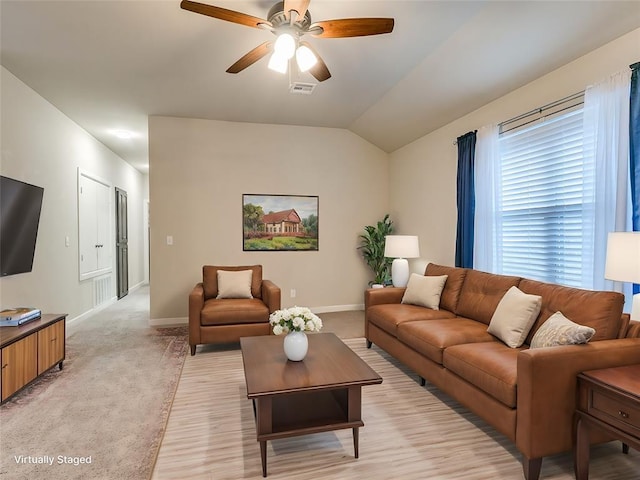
[253,386,364,477]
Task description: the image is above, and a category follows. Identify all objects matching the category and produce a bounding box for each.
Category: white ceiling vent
[289,82,316,95]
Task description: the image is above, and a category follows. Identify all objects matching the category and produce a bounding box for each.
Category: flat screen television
[1,176,45,277]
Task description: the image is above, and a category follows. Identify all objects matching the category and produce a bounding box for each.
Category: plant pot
[283,331,308,361]
[371,284,384,289]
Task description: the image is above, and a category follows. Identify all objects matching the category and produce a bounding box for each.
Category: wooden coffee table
[240,333,382,477]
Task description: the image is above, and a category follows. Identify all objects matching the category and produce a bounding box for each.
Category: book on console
[0,313,41,327]
[0,307,42,325]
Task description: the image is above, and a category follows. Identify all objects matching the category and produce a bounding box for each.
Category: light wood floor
[152,334,639,479]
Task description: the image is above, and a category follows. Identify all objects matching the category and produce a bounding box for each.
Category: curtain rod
[453,90,584,146]
[499,91,584,129]
[500,100,583,135]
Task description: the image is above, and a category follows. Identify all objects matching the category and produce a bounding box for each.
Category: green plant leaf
[358,214,393,285]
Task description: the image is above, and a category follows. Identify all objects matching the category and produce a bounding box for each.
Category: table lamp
[384,235,420,288]
[604,232,640,321]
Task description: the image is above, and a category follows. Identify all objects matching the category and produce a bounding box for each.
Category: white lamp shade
[295,45,317,72]
[268,52,288,74]
[384,235,420,259]
[605,232,640,283]
[274,33,295,59]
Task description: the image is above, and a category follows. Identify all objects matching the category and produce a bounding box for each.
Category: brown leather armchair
[189,265,281,355]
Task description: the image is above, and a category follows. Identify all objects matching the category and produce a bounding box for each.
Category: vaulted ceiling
[2,1,639,172]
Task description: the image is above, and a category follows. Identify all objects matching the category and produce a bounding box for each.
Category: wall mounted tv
[1,176,45,277]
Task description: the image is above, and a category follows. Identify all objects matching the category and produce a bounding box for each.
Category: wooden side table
[0,314,66,403]
[575,364,640,480]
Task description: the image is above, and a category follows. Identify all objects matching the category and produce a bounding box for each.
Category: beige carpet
[0,286,188,480]
[153,334,639,479]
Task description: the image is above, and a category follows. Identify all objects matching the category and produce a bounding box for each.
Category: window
[477,73,632,303]
[495,104,594,287]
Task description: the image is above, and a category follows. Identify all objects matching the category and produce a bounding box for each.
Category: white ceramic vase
[283,331,308,361]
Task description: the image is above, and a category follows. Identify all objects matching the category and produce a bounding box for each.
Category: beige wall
[148,116,389,323]
[0,67,148,321]
[7,27,634,325]
[389,28,640,274]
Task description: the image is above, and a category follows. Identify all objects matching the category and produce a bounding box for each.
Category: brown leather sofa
[365,263,640,480]
[189,265,281,355]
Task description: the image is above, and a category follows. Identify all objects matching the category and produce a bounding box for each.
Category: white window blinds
[497,107,594,287]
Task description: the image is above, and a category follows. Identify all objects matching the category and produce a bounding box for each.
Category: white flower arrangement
[269,306,323,335]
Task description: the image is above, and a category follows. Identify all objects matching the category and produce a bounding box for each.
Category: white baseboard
[129,281,147,293]
[149,317,188,327]
[310,304,364,314]
[67,283,147,331]
[66,296,118,329]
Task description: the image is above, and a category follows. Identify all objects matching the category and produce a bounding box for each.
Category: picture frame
[243,194,319,251]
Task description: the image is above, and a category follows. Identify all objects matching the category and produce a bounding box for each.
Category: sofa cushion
[424,263,468,313]
[397,317,496,365]
[216,269,253,299]
[518,279,624,343]
[401,274,448,309]
[201,298,269,325]
[367,304,455,337]
[455,269,521,325]
[203,265,263,300]
[487,286,542,348]
[444,342,523,408]
[529,311,595,348]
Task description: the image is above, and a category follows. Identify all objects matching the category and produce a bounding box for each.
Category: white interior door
[78,169,112,280]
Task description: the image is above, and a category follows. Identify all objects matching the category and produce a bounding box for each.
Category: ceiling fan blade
[226,42,273,74]
[180,0,271,29]
[284,0,310,21]
[310,18,394,38]
[300,42,331,82]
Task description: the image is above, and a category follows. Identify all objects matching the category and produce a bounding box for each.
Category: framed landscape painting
[243,194,319,251]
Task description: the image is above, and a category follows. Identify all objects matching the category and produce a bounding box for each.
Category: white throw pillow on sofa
[488,286,542,348]
[216,270,253,299]
[530,311,595,348]
[401,274,448,310]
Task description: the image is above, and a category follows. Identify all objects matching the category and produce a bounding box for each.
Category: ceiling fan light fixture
[295,45,317,72]
[268,52,288,74]
[274,33,296,59]
[180,0,394,82]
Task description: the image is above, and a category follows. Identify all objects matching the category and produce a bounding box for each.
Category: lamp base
[391,258,410,288]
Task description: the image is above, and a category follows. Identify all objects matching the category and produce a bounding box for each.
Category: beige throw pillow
[487,286,542,348]
[401,274,448,310]
[216,269,253,299]
[530,311,595,348]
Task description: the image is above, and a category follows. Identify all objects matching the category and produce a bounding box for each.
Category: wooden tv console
[0,314,67,403]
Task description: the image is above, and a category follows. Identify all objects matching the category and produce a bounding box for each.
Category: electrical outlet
[166,235,173,246]
[290,289,296,298]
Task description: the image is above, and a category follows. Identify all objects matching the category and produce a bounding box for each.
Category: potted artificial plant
[358,214,394,288]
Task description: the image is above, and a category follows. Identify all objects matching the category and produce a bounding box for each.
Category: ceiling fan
[180,0,394,82]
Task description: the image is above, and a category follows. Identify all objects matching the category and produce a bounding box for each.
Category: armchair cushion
[203,265,262,299]
[216,269,253,299]
[201,298,269,326]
